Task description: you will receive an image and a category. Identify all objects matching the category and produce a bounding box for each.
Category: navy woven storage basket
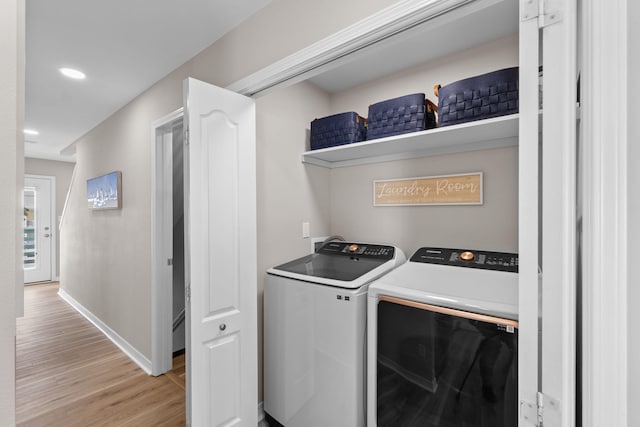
[310,112,367,150]
[367,93,437,140]
[437,67,519,127]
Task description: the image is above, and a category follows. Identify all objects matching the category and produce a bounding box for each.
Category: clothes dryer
[264,241,406,427]
[367,247,519,427]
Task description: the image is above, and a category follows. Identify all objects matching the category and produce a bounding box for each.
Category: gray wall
[629,0,639,423]
[60,2,518,401]
[252,34,517,395]
[59,0,397,389]
[256,81,332,395]
[0,0,23,422]
[60,71,185,359]
[24,158,75,279]
[326,34,519,255]
[186,0,400,88]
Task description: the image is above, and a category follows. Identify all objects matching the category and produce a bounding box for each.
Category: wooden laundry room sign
[373,172,483,206]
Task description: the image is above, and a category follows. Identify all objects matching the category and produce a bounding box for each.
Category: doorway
[151,108,186,375]
[151,80,258,425]
[24,175,55,284]
[171,120,186,354]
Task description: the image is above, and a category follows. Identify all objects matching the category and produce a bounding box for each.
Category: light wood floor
[16,282,186,426]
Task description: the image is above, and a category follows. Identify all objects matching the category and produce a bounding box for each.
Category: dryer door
[375,296,518,427]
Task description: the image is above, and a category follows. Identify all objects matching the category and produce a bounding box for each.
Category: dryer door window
[376,297,518,427]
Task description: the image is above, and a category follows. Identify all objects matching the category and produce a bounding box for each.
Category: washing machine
[367,247,519,427]
[264,241,406,427]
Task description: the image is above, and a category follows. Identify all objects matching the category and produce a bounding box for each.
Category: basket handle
[426,99,438,113]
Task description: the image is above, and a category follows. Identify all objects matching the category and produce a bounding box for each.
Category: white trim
[580,0,628,425]
[50,176,56,280]
[226,0,489,97]
[57,288,152,375]
[150,107,184,376]
[59,163,77,231]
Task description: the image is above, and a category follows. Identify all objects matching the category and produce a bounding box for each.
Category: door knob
[219,324,227,331]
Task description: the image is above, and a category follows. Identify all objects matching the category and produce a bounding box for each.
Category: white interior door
[24,175,54,283]
[183,77,257,427]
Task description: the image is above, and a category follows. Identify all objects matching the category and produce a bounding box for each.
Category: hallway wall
[59,0,396,377]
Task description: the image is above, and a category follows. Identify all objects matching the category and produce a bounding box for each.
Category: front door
[24,175,54,283]
[183,77,257,426]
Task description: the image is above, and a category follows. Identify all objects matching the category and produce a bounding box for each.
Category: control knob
[460,251,475,262]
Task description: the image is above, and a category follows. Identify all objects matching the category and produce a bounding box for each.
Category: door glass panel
[23,187,37,270]
[376,300,518,427]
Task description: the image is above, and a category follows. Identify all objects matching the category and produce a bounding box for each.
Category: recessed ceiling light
[24,129,39,136]
[59,67,86,80]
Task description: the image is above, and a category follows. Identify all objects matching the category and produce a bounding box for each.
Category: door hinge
[521,0,562,28]
[521,392,561,427]
[538,392,562,427]
[186,283,191,302]
[184,128,189,145]
[167,258,173,266]
[520,399,538,426]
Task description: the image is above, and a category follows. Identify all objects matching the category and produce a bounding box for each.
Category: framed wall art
[87,171,122,210]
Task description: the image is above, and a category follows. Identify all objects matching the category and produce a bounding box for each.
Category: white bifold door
[183,77,258,427]
[519,0,578,425]
[24,175,54,283]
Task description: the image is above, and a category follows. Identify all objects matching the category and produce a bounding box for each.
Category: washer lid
[268,241,406,289]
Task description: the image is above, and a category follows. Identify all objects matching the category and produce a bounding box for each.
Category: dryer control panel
[410,247,518,273]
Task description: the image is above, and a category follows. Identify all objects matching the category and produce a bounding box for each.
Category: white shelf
[302,114,519,168]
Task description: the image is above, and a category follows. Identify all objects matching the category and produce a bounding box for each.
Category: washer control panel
[410,247,518,273]
[318,241,395,260]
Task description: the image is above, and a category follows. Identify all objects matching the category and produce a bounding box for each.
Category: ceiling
[24,0,270,162]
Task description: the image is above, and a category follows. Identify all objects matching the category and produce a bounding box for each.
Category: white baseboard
[57,288,152,374]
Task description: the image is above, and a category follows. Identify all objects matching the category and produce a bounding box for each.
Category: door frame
[24,174,56,284]
[150,107,184,376]
[580,0,629,425]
